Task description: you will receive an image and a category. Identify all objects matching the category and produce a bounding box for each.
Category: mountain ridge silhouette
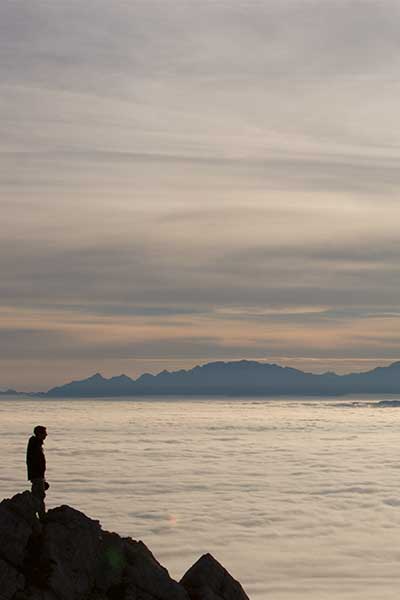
[22,359,400,397]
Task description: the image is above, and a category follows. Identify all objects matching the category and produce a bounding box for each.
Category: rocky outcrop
[0,492,249,600]
[181,554,249,600]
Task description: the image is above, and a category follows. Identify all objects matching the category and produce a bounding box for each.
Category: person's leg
[31,478,46,520]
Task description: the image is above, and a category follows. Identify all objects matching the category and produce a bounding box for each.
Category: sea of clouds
[2,396,400,599]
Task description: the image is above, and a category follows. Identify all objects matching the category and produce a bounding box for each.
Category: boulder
[180,554,249,600]
[0,491,36,568]
[123,538,189,600]
[36,505,103,600]
[0,493,249,600]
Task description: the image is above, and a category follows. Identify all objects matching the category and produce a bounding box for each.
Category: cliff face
[0,492,249,600]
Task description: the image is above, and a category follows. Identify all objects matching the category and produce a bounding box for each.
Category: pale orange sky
[2,1,400,390]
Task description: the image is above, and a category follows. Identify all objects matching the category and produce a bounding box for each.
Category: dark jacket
[26,435,46,481]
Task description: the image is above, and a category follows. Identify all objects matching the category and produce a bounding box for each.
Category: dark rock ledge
[0,492,249,600]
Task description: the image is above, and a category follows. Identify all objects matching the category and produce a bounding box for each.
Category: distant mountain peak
[109,374,133,383]
[88,373,106,381]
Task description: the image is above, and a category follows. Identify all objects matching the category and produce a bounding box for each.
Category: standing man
[26,425,49,520]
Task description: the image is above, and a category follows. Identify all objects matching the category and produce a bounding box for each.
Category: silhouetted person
[26,425,49,520]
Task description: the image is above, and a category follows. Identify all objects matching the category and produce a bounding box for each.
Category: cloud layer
[4,395,400,598]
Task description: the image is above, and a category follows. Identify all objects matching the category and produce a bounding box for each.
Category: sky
[2,0,400,390]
